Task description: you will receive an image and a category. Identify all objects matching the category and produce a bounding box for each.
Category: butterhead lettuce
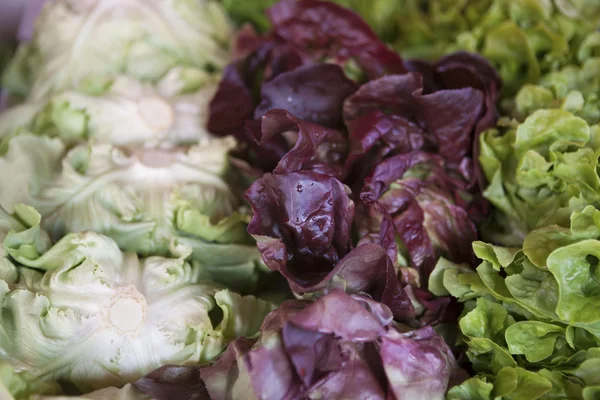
[0,133,266,292]
[0,208,275,392]
[2,0,232,101]
[0,75,220,148]
[512,31,600,124]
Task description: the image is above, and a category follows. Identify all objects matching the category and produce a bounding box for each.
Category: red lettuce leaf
[332,244,415,321]
[343,73,423,132]
[412,288,462,327]
[245,170,416,320]
[359,152,478,281]
[381,327,468,400]
[208,0,401,148]
[207,37,304,139]
[206,64,256,140]
[342,53,500,198]
[254,64,358,129]
[198,338,257,399]
[248,109,348,178]
[287,290,388,340]
[267,0,405,79]
[413,87,484,163]
[245,171,355,292]
[406,51,502,199]
[160,291,465,400]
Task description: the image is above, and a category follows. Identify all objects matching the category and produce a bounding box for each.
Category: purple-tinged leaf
[246,171,354,292]
[267,0,406,79]
[255,64,358,128]
[252,109,347,177]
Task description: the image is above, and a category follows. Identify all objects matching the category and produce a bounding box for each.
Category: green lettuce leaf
[0,362,62,400]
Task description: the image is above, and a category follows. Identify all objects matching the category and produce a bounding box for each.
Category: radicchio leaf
[134,365,210,400]
[208,0,400,153]
[207,64,257,140]
[246,170,416,320]
[207,36,304,139]
[342,53,501,198]
[381,327,467,400]
[332,244,415,321]
[406,51,502,196]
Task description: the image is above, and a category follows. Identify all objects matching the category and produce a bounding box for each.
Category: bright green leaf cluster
[371,0,600,96]
[432,206,600,399]
[479,108,600,246]
[511,31,600,123]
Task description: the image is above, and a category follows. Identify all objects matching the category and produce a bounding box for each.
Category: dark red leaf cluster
[206,0,501,322]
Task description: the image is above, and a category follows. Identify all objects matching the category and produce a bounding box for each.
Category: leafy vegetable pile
[0,0,599,399]
[219,0,600,97]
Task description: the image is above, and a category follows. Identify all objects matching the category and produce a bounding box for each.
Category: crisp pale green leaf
[214,290,276,341]
[493,367,553,400]
[547,240,600,325]
[0,134,266,291]
[505,321,565,363]
[446,376,494,400]
[0,362,62,400]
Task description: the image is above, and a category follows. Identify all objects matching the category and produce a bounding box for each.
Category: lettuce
[0,207,275,392]
[209,0,502,336]
[219,0,600,97]
[0,134,266,292]
[512,31,600,124]
[0,75,219,148]
[434,206,600,398]
[133,291,466,400]
[479,108,600,245]
[0,361,153,399]
[0,362,62,400]
[2,0,232,101]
